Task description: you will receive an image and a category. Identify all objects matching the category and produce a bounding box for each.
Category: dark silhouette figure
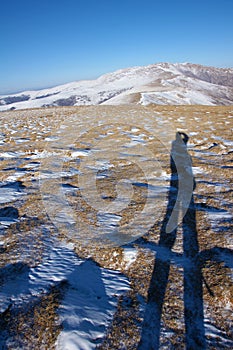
[138,132,206,349]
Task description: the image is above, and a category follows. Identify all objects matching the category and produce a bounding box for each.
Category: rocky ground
[0,105,232,349]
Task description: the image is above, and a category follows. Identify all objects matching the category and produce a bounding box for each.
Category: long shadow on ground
[138,132,233,349]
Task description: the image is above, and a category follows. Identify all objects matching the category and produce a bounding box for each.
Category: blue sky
[1,0,233,94]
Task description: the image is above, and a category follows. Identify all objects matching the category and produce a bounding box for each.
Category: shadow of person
[138,132,206,350]
[0,242,129,348]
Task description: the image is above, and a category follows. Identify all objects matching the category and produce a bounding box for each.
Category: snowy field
[0,105,232,349]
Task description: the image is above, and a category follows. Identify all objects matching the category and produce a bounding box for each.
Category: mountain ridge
[1,62,233,110]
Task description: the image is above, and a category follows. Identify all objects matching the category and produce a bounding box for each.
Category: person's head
[176,132,189,144]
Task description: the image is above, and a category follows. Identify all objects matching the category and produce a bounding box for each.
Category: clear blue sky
[1,0,233,94]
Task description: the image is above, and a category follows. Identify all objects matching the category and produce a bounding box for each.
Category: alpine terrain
[0,62,232,349]
[0,62,233,111]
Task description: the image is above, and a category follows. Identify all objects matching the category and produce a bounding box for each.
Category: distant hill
[1,62,233,111]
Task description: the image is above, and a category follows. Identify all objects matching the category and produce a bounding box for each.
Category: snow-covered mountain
[1,62,233,111]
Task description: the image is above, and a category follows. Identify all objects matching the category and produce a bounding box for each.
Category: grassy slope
[0,105,232,349]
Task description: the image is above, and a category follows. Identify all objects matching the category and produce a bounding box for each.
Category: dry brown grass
[0,105,232,348]
[0,283,65,349]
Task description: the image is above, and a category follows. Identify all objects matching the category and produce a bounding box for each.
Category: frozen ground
[0,105,232,349]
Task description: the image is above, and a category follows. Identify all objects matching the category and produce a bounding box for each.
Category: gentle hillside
[0,105,232,348]
[0,63,233,111]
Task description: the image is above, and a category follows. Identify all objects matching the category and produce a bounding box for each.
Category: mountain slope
[0,62,233,110]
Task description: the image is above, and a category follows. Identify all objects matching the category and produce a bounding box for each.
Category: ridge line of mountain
[1,62,233,110]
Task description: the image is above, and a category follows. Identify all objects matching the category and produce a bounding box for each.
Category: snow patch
[0,239,130,349]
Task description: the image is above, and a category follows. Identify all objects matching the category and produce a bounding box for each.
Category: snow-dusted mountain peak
[1,62,233,111]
